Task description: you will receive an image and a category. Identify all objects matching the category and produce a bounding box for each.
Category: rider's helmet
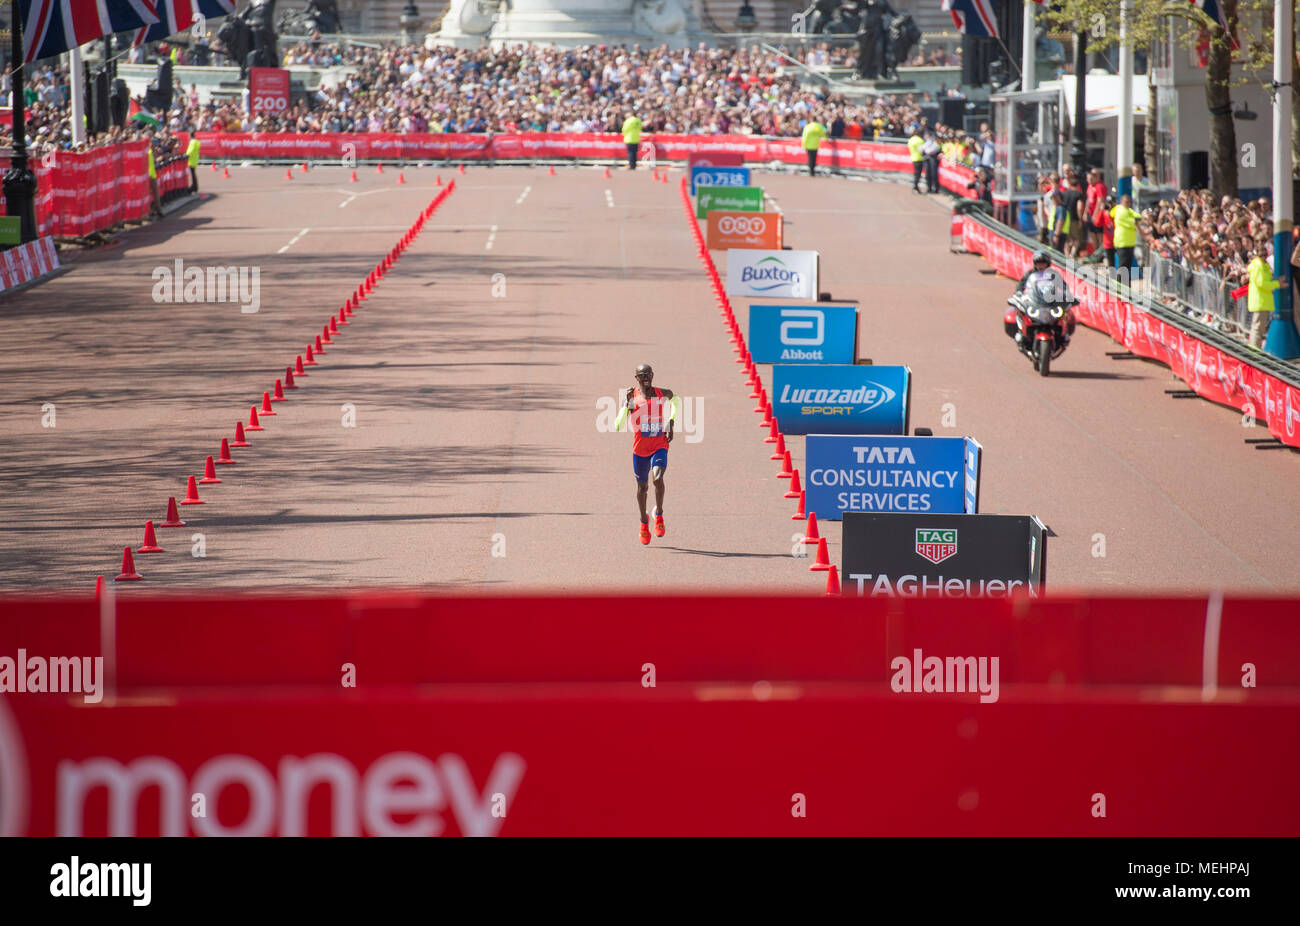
[1031,250,1050,267]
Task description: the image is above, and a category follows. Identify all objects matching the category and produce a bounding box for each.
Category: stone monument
[436,0,701,49]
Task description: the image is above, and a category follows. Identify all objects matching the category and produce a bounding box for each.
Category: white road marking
[277,227,311,253]
[338,194,357,209]
[605,189,614,208]
[515,185,532,205]
[485,224,498,250]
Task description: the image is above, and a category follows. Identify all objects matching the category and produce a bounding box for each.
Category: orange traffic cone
[350,170,358,182]
[160,497,186,528]
[272,379,287,401]
[397,171,407,184]
[210,162,218,172]
[283,368,298,390]
[199,455,222,484]
[770,432,786,460]
[137,520,164,553]
[436,174,443,186]
[295,355,308,376]
[809,537,831,572]
[260,391,276,416]
[301,162,309,172]
[94,575,105,599]
[791,490,806,521]
[247,405,265,431]
[232,422,251,447]
[824,565,841,596]
[777,451,793,479]
[784,469,802,499]
[216,438,238,464]
[548,165,555,176]
[458,163,465,174]
[115,546,143,581]
[222,166,230,179]
[603,166,611,179]
[802,511,821,545]
[376,163,384,173]
[285,168,294,181]
[181,475,205,506]
[315,334,327,355]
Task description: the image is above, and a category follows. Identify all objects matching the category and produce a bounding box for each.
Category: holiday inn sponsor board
[725,249,818,300]
[841,512,1046,598]
[697,185,763,218]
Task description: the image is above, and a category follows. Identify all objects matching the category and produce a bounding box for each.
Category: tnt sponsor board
[772,364,908,435]
[706,211,782,249]
[726,249,818,300]
[690,165,751,195]
[805,435,980,520]
[688,151,745,168]
[697,185,764,219]
[748,304,857,364]
[249,68,290,115]
[841,512,1046,598]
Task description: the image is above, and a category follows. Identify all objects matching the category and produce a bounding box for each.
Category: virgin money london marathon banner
[841,512,1045,597]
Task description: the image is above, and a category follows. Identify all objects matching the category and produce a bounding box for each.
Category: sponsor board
[690,165,751,195]
[726,249,818,300]
[697,185,763,218]
[772,364,908,435]
[841,512,1046,598]
[688,151,745,168]
[706,211,782,249]
[804,435,979,520]
[249,68,290,116]
[748,303,857,364]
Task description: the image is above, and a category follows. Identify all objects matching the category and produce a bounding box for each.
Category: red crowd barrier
[0,143,154,238]
[960,219,1300,449]
[1,593,1297,836]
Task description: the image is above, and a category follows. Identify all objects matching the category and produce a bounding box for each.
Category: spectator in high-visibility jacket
[147,142,162,217]
[802,117,827,177]
[186,136,201,194]
[1247,249,1280,348]
[907,125,925,193]
[621,112,642,170]
[1110,193,1139,276]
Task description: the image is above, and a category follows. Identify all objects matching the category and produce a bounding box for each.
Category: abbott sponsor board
[841,513,1046,598]
[748,304,857,364]
[772,364,908,435]
[706,211,783,249]
[726,250,818,300]
[690,165,751,195]
[805,435,981,520]
[697,185,763,218]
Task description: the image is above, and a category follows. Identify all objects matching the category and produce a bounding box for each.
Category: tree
[1041,0,1275,199]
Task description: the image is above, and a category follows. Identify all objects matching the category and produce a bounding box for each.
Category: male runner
[615,363,678,544]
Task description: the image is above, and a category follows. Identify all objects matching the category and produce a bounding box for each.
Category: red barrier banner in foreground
[0,143,153,238]
[1,593,1297,835]
[960,218,1300,449]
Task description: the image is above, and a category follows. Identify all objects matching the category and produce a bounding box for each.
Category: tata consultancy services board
[771,364,909,435]
[804,435,982,520]
[726,250,819,300]
[748,304,857,364]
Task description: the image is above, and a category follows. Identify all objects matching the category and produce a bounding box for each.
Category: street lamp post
[1069,29,1088,179]
[4,7,38,243]
[400,0,420,46]
[1264,0,1300,358]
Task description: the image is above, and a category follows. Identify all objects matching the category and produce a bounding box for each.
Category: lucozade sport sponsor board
[771,364,908,435]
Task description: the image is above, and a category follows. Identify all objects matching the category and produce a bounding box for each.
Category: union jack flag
[942,0,999,39]
[18,0,160,63]
[1193,0,1230,31]
[134,0,235,47]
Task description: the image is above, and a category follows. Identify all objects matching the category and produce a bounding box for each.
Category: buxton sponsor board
[697,185,763,218]
[772,365,908,435]
[841,513,1046,598]
[706,211,783,249]
[748,304,857,364]
[804,435,980,519]
[689,165,751,195]
[726,249,818,299]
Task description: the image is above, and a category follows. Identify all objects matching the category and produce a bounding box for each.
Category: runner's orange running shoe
[640,520,651,545]
[654,512,666,537]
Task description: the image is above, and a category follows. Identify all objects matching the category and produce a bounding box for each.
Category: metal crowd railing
[1147,253,1252,341]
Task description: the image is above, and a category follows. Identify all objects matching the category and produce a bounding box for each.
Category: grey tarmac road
[0,164,1295,593]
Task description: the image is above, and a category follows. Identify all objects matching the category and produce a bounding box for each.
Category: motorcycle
[1004,278,1077,377]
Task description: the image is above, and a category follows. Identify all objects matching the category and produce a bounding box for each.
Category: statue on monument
[219,0,281,78]
[854,0,898,80]
[633,0,689,36]
[277,0,344,35]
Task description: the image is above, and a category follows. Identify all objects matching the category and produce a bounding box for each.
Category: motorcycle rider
[1009,250,1077,347]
